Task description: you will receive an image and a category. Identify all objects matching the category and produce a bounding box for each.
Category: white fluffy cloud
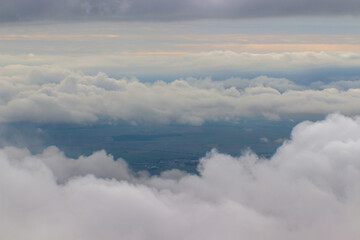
[1,114,360,240]
[1,64,360,124]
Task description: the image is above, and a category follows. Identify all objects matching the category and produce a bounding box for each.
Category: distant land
[1,118,301,174]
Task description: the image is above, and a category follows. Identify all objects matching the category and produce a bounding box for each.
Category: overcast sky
[1,0,360,22]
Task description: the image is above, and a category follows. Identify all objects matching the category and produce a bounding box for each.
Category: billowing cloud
[1,114,360,239]
[1,64,360,124]
[1,0,360,22]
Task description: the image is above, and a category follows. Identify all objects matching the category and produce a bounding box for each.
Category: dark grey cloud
[1,0,360,22]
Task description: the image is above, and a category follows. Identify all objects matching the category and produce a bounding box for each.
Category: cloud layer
[1,64,360,124]
[1,0,360,22]
[3,51,360,75]
[1,114,360,240]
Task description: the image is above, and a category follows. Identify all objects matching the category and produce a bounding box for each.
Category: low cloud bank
[1,64,360,124]
[2,52,359,75]
[1,114,360,240]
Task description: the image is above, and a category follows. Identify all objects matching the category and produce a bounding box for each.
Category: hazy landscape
[1,118,297,173]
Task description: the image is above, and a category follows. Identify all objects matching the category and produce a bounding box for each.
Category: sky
[1,0,360,239]
[1,18,360,123]
[1,0,360,22]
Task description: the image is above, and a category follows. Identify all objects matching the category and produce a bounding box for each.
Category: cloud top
[1,64,360,124]
[1,114,360,239]
[1,0,360,22]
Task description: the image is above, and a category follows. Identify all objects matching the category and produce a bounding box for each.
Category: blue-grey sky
[1,0,360,22]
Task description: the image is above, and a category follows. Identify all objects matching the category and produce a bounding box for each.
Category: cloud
[186,75,305,92]
[1,51,359,78]
[1,114,360,240]
[1,64,360,124]
[313,79,360,90]
[1,0,360,22]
